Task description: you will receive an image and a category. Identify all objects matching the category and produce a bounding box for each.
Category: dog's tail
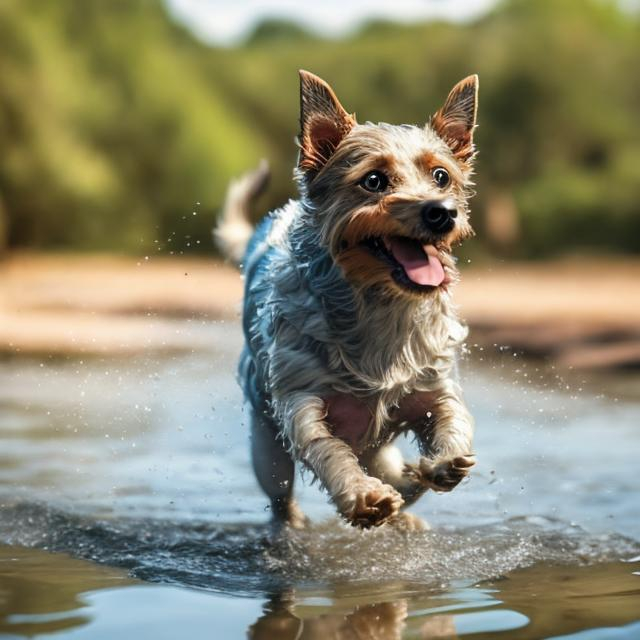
[214,159,270,266]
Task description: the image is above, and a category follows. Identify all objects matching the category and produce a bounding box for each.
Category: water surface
[0,321,639,638]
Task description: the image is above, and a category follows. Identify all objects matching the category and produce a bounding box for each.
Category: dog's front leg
[406,379,475,493]
[280,393,403,528]
[361,444,430,508]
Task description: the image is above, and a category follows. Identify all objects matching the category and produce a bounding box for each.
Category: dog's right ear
[298,70,356,175]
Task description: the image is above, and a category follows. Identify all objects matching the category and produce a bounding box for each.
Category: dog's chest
[324,390,436,451]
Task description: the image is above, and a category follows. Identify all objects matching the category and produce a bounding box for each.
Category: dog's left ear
[430,75,478,163]
[298,70,356,174]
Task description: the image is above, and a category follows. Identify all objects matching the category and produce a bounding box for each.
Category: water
[0,321,639,639]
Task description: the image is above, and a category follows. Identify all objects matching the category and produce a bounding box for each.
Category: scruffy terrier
[216,70,478,530]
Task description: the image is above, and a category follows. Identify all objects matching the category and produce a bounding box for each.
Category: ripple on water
[0,502,637,597]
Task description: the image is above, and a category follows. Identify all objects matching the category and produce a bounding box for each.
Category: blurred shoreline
[1,253,639,371]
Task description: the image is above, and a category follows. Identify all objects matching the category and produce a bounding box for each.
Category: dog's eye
[432,167,450,189]
[360,171,389,193]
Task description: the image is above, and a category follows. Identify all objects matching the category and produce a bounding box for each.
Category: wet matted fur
[216,70,479,530]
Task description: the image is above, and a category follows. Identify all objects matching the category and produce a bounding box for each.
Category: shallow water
[0,321,639,638]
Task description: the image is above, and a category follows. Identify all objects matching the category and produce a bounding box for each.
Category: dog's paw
[346,479,404,529]
[405,455,475,492]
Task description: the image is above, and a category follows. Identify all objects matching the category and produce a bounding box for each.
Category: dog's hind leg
[250,412,307,529]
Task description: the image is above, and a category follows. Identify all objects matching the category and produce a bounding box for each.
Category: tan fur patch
[343,154,398,184]
[414,153,464,185]
[339,202,404,248]
[336,247,397,293]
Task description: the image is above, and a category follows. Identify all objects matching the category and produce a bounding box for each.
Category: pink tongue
[388,237,445,286]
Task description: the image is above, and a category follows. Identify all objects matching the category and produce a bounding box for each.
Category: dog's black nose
[421,201,457,234]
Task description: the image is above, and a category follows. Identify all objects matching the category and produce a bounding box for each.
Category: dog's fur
[216,71,478,530]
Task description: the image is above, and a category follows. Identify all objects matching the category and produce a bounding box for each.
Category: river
[0,321,638,639]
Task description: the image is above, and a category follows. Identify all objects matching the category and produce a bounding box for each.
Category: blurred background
[1,0,639,258]
[1,0,639,370]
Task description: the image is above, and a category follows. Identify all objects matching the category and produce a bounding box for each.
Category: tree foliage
[0,0,638,256]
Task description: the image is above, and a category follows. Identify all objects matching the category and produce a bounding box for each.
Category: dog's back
[215,168,297,416]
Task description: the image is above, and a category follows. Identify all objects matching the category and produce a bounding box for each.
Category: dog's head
[295,70,478,299]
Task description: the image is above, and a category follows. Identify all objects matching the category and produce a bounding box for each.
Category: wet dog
[216,70,478,530]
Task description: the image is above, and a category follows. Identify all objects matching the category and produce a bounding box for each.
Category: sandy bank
[1,253,638,369]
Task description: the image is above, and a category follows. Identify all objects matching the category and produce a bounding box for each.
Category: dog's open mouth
[364,236,448,291]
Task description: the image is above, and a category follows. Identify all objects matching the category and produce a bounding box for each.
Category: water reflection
[249,562,640,640]
[0,545,132,637]
[250,591,426,640]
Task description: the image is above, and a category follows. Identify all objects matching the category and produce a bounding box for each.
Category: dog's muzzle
[421,200,457,234]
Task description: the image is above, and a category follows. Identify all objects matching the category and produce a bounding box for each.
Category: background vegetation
[0,0,639,257]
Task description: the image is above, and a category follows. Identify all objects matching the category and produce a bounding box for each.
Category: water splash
[0,502,636,598]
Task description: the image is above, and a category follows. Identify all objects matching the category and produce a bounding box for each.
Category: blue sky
[165,0,498,46]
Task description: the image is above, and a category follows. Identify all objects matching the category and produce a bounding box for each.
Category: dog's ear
[298,70,356,174]
[430,75,478,163]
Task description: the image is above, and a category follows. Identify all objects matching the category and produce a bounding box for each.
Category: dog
[216,70,478,530]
